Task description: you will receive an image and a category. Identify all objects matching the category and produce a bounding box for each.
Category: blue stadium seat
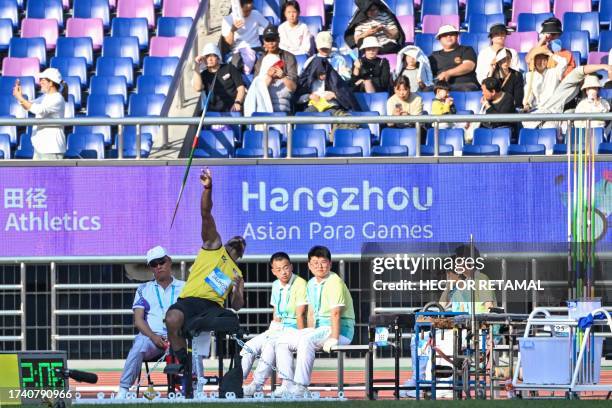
[465,0,503,21]
[63,76,82,109]
[295,111,331,141]
[0,0,18,28]
[349,111,380,142]
[205,111,242,144]
[26,0,63,28]
[74,125,112,146]
[354,92,389,115]
[90,76,128,105]
[371,128,417,157]
[157,17,193,37]
[64,133,105,159]
[0,133,10,159]
[554,127,605,154]
[50,56,87,87]
[470,127,511,155]
[9,38,47,66]
[295,53,309,76]
[111,17,149,50]
[0,76,35,101]
[508,128,556,155]
[421,0,459,22]
[14,133,33,159]
[333,1,356,17]
[416,91,436,113]
[507,144,546,155]
[249,111,288,141]
[517,12,554,32]
[193,130,234,158]
[325,128,371,157]
[73,0,110,29]
[300,16,322,37]
[422,128,465,156]
[560,31,588,64]
[449,91,482,113]
[143,56,179,76]
[462,144,500,155]
[103,37,140,67]
[282,128,327,157]
[331,15,351,50]
[600,0,612,26]
[564,12,599,46]
[108,131,153,158]
[0,17,12,51]
[0,94,26,118]
[415,33,441,56]
[253,0,280,24]
[128,94,165,116]
[0,117,18,147]
[467,13,505,34]
[136,75,173,95]
[86,94,125,118]
[598,30,612,52]
[459,33,489,55]
[235,129,281,158]
[56,37,94,68]
[96,57,134,87]
[387,0,414,16]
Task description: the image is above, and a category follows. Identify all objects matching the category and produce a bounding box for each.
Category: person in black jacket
[350,36,391,93]
[344,0,405,53]
[489,48,524,108]
[480,77,516,135]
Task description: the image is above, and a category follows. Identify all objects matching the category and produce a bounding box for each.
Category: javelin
[170,71,218,229]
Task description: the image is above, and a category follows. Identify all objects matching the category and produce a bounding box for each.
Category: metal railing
[1,112,610,159]
[0,262,26,350]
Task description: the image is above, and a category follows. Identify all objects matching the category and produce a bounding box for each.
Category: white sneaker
[290,384,309,398]
[243,382,263,397]
[272,383,292,398]
[116,387,128,399]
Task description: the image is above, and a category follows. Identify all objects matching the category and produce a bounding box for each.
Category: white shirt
[476,46,520,84]
[29,92,66,154]
[523,54,568,109]
[221,10,269,50]
[278,21,311,56]
[575,97,610,128]
[132,278,185,335]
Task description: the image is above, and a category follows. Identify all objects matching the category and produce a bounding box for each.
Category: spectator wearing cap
[117,246,185,399]
[350,36,391,93]
[575,75,610,129]
[221,0,270,74]
[245,25,298,114]
[13,68,69,160]
[429,25,480,91]
[537,17,575,80]
[304,32,351,81]
[348,0,402,54]
[193,43,246,112]
[480,77,517,132]
[278,0,312,56]
[523,46,567,111]
[475,24,520,84]
[488,48,524,108]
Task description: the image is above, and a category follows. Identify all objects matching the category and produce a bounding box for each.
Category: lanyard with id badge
[205,266,233,297]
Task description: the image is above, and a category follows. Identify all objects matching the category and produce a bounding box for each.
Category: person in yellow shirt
[165,168,246,366]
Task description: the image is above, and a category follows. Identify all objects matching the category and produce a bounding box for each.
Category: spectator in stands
[430,25,480,91]
[386,76,423,127]
[479,77,516,131]
[296,56,359,114]
[192,43,246,112]
[13,68,68,160]
[344,0,405,54]
[242,252,308,397]
[538,17,575,80]
[350,36,391,93]
[244,26,298,115]
[431,80,456,128]
[221,0,270,74]
[523,46,567,112]
[303,31,351,81]
[278,1,312,56]
[475,24,519,84]
[117,246,185,399]
[275,246,355,398]
[165,169,245,372]
[489,48,524,108]
[574,75,610,129]
[395,45,433,92]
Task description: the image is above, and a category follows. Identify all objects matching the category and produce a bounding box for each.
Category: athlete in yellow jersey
[165,168,246,365]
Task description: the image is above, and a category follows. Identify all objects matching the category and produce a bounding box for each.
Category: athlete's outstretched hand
[200,168,212,189]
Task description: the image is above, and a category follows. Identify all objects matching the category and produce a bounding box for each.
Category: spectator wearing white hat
[117,246,185,399]
[475,24,520,84]
[13,68,69,159]
[575,75,610,129]
[488,48,524,108]
[350,36,391,93]
[429,25,480,91]
[193,43,246,112]
[303,31,351,81]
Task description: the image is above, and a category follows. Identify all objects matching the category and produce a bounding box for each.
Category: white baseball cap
[360,36,381,50]
[315,31,333,50]
[436,25,459,39]
[201,43,221,58]
[39,68,62,84]
[146,246,168,265]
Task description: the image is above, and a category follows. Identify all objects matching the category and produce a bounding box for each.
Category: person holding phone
[348,1,403,54]
[386,76,423,127]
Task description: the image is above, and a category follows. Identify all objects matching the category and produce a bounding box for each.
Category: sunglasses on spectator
[149,257,167,268]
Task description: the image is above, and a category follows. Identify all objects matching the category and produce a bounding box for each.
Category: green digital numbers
[20,362,34,387]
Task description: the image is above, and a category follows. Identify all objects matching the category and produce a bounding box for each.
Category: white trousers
[275,327,350,386]
[241,328,295,383]
[119,334,164,389]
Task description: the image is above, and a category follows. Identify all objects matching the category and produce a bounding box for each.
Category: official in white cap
[12,68,69,159]
[430,25,480,91]
[192,42,246,112]
[575,75,610,128]
[302,31,351,81]
[117,246,185,398]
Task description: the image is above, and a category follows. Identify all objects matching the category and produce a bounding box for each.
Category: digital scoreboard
[0,351,69,405]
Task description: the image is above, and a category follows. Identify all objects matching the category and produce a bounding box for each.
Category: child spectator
[575,75,610,129]
[431,81,456,129]
[278,1,312,56]
[395,45,433,92]
[350,36,391,93]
